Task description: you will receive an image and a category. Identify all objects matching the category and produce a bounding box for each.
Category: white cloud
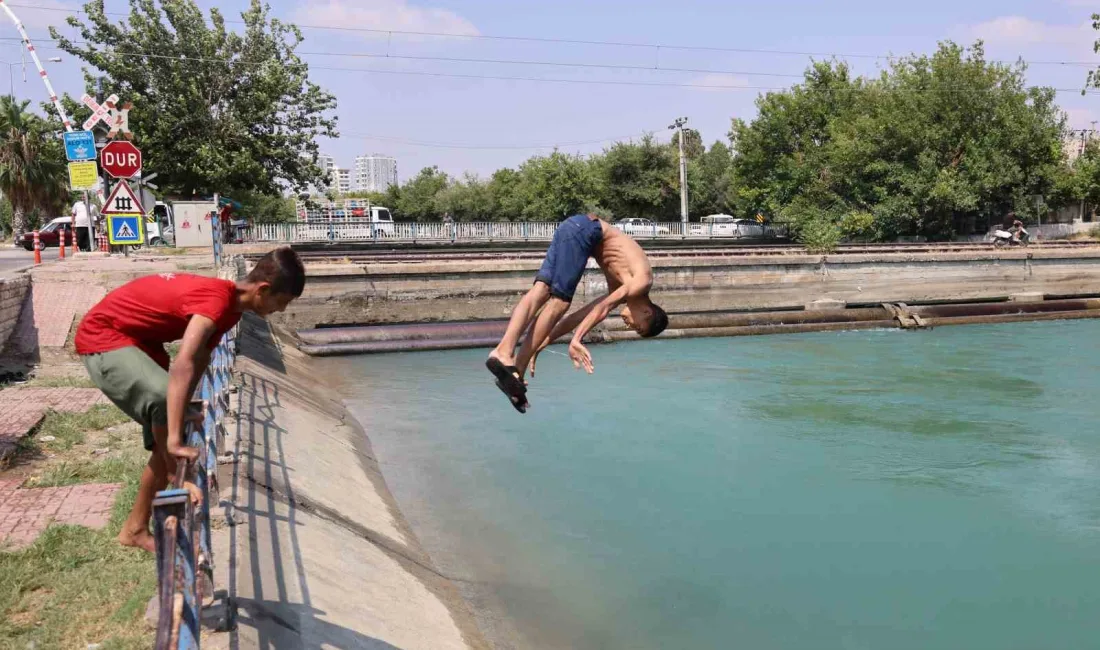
[965,16,1094,57]
[291,0,478,40]
[690,73,753,92]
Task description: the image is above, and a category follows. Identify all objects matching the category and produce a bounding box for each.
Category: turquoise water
[327,320,1100,650]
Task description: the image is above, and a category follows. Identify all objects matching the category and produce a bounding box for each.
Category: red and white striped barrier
[0,0,72,131]
[32,230,40,265]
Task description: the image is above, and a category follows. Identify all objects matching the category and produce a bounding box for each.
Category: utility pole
[669,117,689,224]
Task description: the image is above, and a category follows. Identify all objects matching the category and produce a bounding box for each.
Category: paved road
[0,246,38,276]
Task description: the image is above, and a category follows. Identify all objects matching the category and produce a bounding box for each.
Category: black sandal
[486,357,529,413]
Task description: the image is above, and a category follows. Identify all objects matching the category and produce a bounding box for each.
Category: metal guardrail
[243,220,788,243]
[152,205,235,649]
[151,326,236,648]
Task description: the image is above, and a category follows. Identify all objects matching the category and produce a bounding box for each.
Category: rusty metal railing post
[152,326,237,649]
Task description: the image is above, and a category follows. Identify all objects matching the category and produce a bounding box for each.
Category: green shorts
[83,346,168,451]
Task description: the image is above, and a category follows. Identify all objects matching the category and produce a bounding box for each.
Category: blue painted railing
[151,206,235,648]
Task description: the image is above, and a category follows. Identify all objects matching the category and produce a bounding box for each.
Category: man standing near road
[72,196,91,252]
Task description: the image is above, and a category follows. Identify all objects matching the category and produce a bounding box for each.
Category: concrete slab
[220,315,489,650]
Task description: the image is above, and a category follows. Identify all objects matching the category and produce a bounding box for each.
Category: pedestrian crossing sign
[106,214,144,245]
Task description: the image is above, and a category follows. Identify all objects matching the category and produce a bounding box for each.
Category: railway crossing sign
[63,130,96,161]
[106,214,144,245]
[100,141,142,178]
[102,180,145,216]
[81,93,133,140]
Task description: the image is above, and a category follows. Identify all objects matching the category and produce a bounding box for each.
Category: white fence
[242,220,787,243]
[955,221,1098,243]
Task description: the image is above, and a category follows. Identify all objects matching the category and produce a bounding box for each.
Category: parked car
[20,217,73,251]
[732,218,766,238]
[690,214,738,237]
[614,218,671,236]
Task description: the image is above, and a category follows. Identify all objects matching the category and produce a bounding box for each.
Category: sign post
[102,180,146,253]
[84,90,143,255]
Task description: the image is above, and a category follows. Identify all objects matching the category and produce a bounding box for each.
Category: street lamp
[0,56,61,98]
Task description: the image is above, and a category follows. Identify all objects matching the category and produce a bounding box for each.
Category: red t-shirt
[76,273,241,369]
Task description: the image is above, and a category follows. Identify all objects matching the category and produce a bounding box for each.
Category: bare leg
[490,282,551,366]
[516,297,571,376]
[118,442,166,553]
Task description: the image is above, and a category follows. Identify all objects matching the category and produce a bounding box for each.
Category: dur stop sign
[100,141,142,178]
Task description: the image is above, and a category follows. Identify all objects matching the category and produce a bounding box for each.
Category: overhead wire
[2,37,1097,95]
[5,1,1098,67]
[342,131,663,150]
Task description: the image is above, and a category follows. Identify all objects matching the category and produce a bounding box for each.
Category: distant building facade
[355,154,399,192]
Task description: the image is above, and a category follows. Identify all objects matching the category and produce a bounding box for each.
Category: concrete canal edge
[213,313,490,649]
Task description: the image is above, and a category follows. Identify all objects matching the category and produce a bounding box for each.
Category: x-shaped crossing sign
[81,94,133,140]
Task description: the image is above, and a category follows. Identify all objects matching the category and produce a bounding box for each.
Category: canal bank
[223,313,490,649]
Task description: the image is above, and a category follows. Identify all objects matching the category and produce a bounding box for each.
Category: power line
[6,38,1100,95]
[6,2,1098,67]
[343,132,659,150]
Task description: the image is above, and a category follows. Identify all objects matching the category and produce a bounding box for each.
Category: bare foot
[119,528,156,553]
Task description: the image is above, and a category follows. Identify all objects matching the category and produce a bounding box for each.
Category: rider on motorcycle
[1010,219,1029,244]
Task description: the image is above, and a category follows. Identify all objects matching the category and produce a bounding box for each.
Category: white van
[690,214,738,237]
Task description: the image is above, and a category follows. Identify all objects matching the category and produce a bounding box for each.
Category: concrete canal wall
[261,248,1100,331]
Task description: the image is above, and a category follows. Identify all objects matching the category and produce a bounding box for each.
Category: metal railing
[242,220,788,244]
[151,327,236,649]
[152,204,235,649]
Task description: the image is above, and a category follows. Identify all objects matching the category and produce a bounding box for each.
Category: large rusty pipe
[300,336,502,356]
[597,320,899,343]
[300,321,508,345]
[920,310,1100,328]
[298,308,892,345]
[296,298,1100,356]
[911,299,1100,318]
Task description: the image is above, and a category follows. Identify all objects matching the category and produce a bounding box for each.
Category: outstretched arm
[165,315,216,461]
[525,273,623,376]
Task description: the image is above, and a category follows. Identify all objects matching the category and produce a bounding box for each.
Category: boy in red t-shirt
[76,247,306,552]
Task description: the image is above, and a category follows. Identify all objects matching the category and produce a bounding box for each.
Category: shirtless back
[594,220,654,294]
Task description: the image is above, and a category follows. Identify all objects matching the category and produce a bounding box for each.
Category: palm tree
[0,97,67,238]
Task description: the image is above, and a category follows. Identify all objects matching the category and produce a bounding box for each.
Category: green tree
[512,151,598,221]
[731,42,1065,242]
[436,173,496,221]
[1085,13,1100,91]
[0,196,13,238]
[394,167,449,221]
[688,140,734,217]
[0,97,68,238]
[596,134,678,220]
[234,190,295,223]
[670,128,705,160]
[51,0,338,197]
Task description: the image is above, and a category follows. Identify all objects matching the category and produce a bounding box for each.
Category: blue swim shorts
[535,214,604,302]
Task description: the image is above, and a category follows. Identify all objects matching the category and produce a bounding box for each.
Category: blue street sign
[63,130,97,162]
[106,214,144,245]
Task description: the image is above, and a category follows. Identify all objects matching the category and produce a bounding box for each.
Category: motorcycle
[992,229,1029,248]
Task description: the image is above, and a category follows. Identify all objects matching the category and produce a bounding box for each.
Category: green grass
[34,405,131,452]
[26,455,146,489]
[21,375,97,389]
[0,478,155,649]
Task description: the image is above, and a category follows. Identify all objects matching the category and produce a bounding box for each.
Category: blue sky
[3,0,1098,180]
